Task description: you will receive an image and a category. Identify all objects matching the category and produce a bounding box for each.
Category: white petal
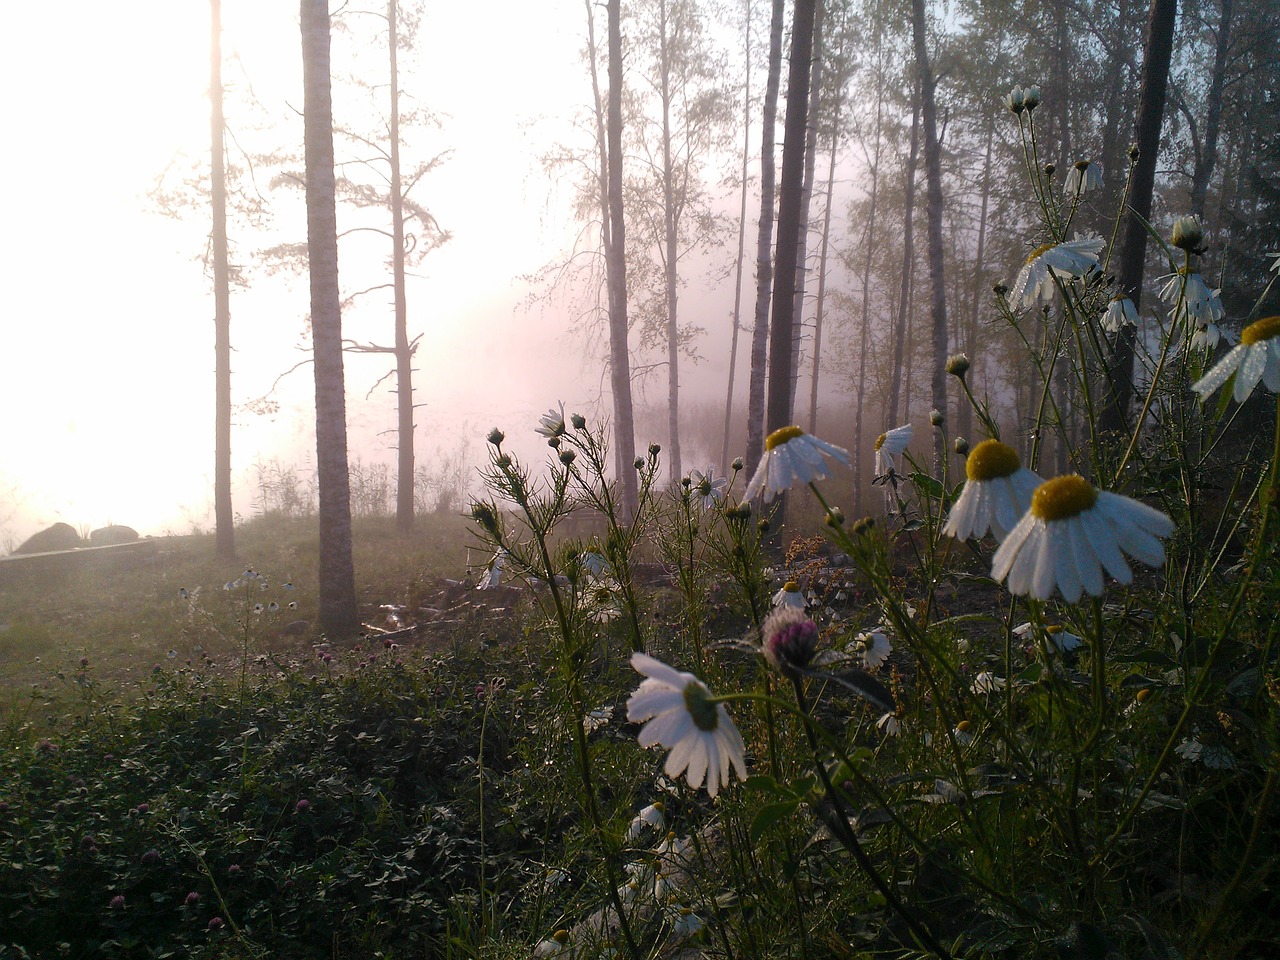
[1234,343,1268,403]
[1031,522,1061,600]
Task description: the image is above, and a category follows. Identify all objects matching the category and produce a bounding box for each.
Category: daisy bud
[634,457,645,470]
[486,428,504,446]
[954,437,970,456]
[559,450,576,466]
[1128,143,1140,161]
[930,408,945,427]
[945,353,970,377]
[1023,85,1041,110]
[547,436,561,449]
[1171,215,1205,253]
[757,519,769,533]
[570,413,586,430]
[495,454,512,469]
[470,503,498,534]
[1006,87,1026,114]
[649,443,662,457]
[681,476,691,487]
[850,516,875,536]
[825,507,845,526]
[1043,162,1056,176]
[994,282,1009,297]
[733,502,752,519]
[731,457,744,471]
[761,607,819,673]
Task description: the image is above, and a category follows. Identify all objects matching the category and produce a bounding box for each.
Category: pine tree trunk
[959,114,995,446]
[301,0,359,638]
[722,0,753,471]
[888,94,920,430]
[388,0,415,533]
[807,95,840,437]
[210,0,235,562]
[1191,0,1232,218]
[788,3,823,416]
[607,0,640,517]
[659,0,682,482]
[744,0,785,475]
[1100,0,1178,437]
[910,0,948,472]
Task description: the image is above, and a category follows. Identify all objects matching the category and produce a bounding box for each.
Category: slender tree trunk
[744,0,785,475]
[788,2,824,416]
[301,0,359,637]
[1100,0,1178,436]
[722,0,752,471]
[607,0,640,517]
[888,93,920,430]
[909,0,948,472]
[1190,0,1232,218]
[960,113,995,445]
[807,95,840,437]
[210,0,235,562]
[388,0,415,533]
[765,0,818,443]
[659,0,682,481]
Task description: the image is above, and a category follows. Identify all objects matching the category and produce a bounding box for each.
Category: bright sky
[0,1,701,547]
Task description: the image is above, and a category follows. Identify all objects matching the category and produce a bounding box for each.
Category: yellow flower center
[765,425,804,450]
[956,720,972,733]
[874,432,887,450]
[1025,242,1056,264]
[1046,624,1063,634]
[1241,315,1280,346]
[1030,475,1098,522]
[783,581,799,592]
[683,682,721,732]
[965,439,1021,481]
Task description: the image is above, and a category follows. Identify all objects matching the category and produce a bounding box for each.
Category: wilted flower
[1102,295,1139,333]
[1064,160,1103,196]
[991,475,1175,602]
[486,427,505,446]
[858,629,892,670]
[1010,237,1105,310]
[1022,85,1041,110]
[972,671,1006,694]
[476,550,505,590]
[1190,323,1222,352]
[943,439,1042,542]
[945,353,970,377]
[742,426,850,503]
[876,712,901,737]
[1171,214,1205,253]
[1192,316,1280,403]
[929,408,945,427]
[1013,621,1083,653]
[874,424,913,476]
[626,653,747,798]
[1158,267,1223,326]
[771,580,805,610]
[760,606,819,672]
[535,405,566,438]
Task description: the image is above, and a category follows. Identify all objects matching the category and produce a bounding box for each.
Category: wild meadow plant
[468,89,1279,959]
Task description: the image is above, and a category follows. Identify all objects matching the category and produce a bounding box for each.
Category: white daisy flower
[626,653,747,798]
[742,426,850,503]
[688,465,728,509]
[876,712,901,737]
[991,475,1175,603]
[534,931,571,958]
[1013,621,1084,653]
[771,580,806,610]
[668,905,703,939]
[943,439,1042,542]
[858,629,892,670]
[1010,237,1105,310]
[1170,214,1205,252]
[1190,322,1222,352]
[625,801,665,841]
[1158,268,1224,326]
[1064,160,1102,196]
[1192,315,1280,403]
[971,671,1006,694]
[874,424,913,476]
[1102,295,1139,333]
[535,404,566,438]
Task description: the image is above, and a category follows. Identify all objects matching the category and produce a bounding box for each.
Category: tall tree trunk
[888,93,920,430]
[722,0,753,471]
[301,0,359,637]
[1100,0,1178,437]
[807,93,840,436]
[607,0,640,517]
[388,0,415,533]
[909,0,948,472]
[960,113,995,445]
[744,0,785,475]
[210,0,235,562]
[659,0,682,481]
[788,2,824,416]
[1190,0,1232,218]
[765,0,818,443]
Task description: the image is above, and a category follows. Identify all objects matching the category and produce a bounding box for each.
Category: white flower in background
[771,580,806,610]
[534,930,571,958]
[992,475,1175,603]
[952,722,975,746]
[476,550,505,590]
[742,426,850,503]
[876,712,901,737]
[858,630,893,671]
[626,653,747,798]
[625,801,665,841]
[1158,268,1224,327]
[1064,160,1103,196]
[1192,315,1280,403]
[971,672,1006,694]
[1170,214,1206,253]
[580,551,609,579]
[1102,295,1139,333]
[668,905,704,939]
[943,439,1042,542]
[1010,236,1105,310]
[1190,323,1222,352]
[1013,621,1084,653]
[874,424,913,476]
[535,404,566,438]
[688,465,728,509]
[583,705,614,735]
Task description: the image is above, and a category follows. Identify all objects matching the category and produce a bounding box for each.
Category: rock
[89,525,139,546]
[13,523,83,555]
